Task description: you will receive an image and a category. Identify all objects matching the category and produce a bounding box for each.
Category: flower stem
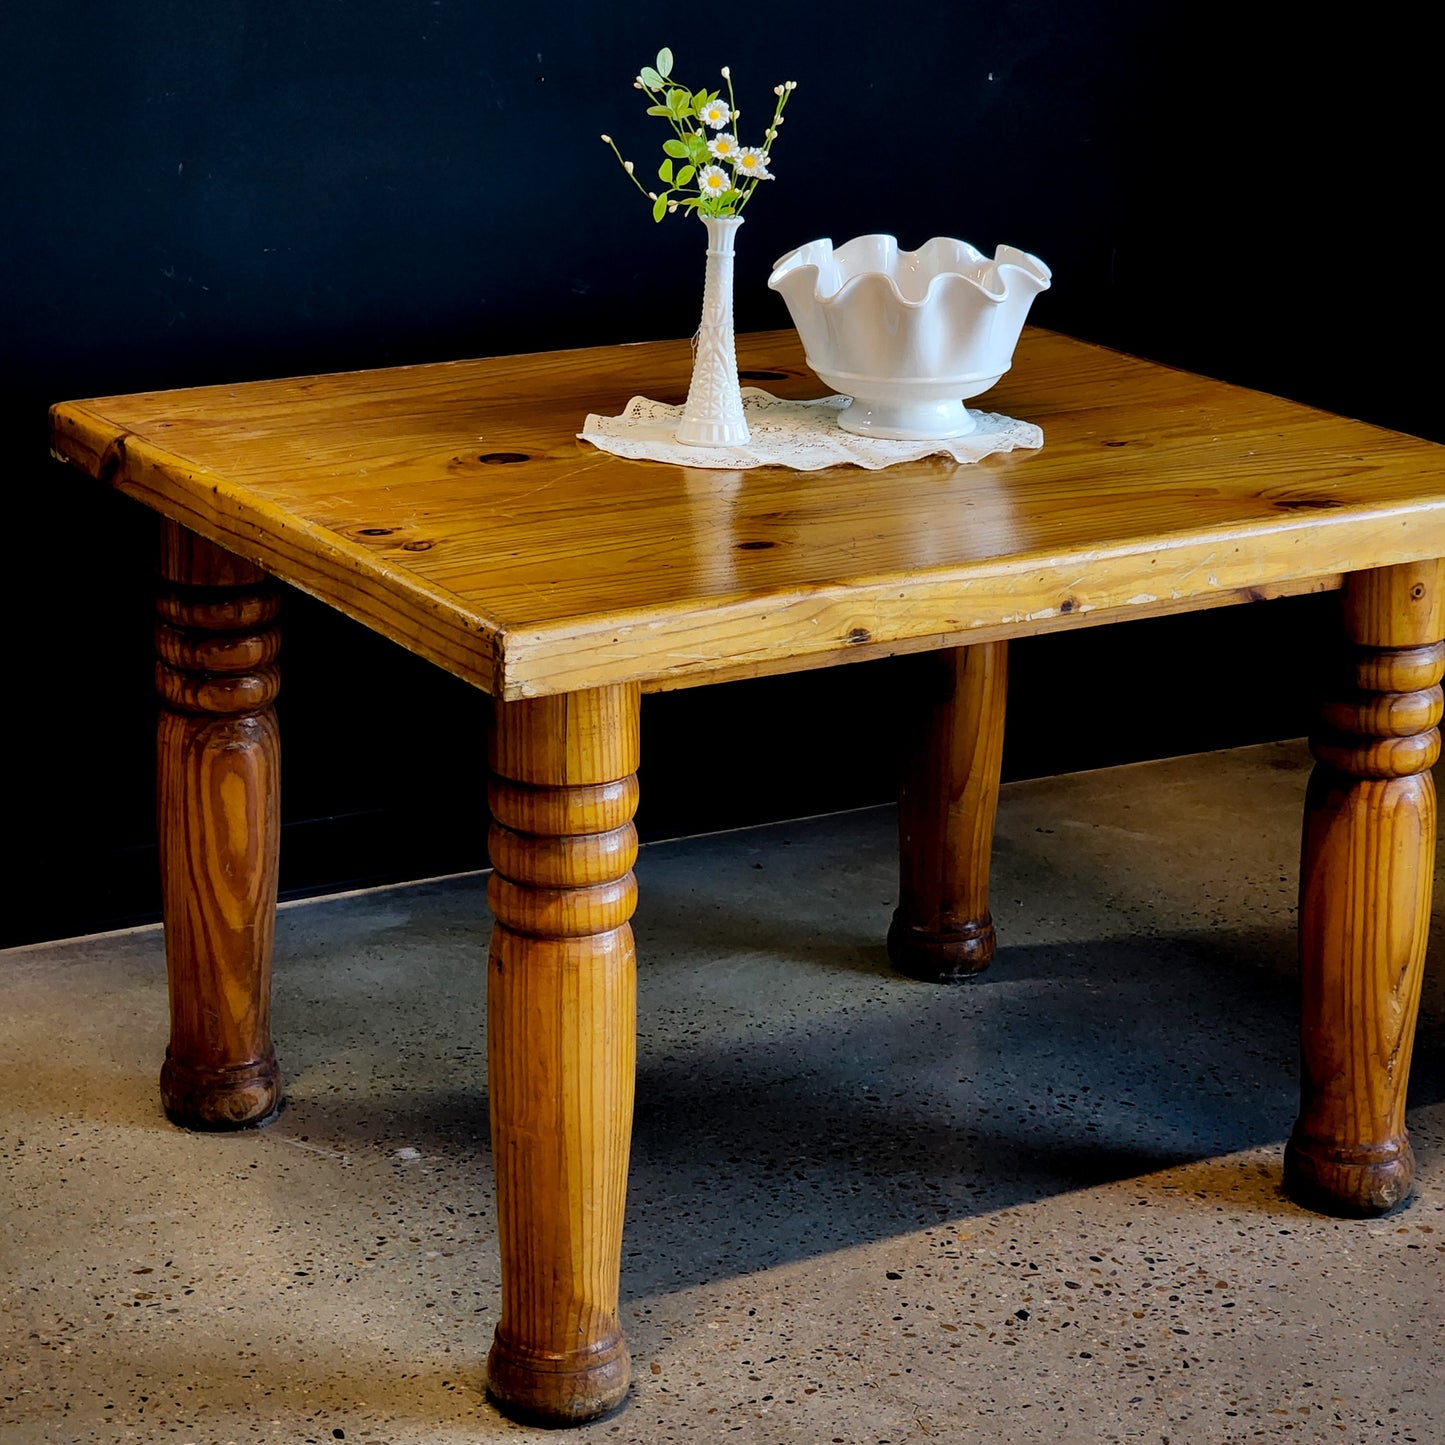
[601,135,654,199]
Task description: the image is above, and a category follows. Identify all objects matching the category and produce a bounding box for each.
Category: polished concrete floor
[3,740,1443,1444]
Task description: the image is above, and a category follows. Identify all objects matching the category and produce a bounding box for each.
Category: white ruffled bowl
[768,235,1051,439]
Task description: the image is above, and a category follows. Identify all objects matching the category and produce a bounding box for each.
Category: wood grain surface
[1286,561,1445,1214]
[888,642,1008,980]
[50,329,1445,699]
[155,521,282,1129]
[485,685,640,1422]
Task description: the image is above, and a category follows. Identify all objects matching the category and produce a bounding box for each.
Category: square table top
[50,328,1445,700]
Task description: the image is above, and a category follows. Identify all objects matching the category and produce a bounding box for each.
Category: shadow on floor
[254,908,1444,1298]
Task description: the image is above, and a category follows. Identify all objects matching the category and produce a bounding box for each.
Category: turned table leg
[1285,561,1444,1215]
[154,522,282,1129]
[485,684,640,1424]
[889,642,1008,981]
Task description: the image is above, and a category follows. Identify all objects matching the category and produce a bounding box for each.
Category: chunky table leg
[1285,561,1444,1216]
[485,684,640,1424]
[888,642,1008,981]
[154,522,282,1129]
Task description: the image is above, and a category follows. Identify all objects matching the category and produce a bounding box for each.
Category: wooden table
[50,328,1445,1425]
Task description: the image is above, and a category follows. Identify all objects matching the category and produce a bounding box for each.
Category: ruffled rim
[769,235,1051,310]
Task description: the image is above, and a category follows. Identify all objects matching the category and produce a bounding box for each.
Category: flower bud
[600,134,612,144]
[721,66,730,78]
[623,160,634,173]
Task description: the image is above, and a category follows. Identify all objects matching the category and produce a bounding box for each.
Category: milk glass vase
[676,215,749,446]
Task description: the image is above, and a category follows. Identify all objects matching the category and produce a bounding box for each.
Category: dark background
[3,3,1435,947]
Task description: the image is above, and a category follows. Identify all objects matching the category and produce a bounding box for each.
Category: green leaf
[687,135,709,163]
[676,164,695,186]
[662,138,688,158]
[639,66,663,88]
[658,158,674,183]
[656,47,673,78]
[645,104,671,117]
[666,87,690,115]
[652,193,668,222]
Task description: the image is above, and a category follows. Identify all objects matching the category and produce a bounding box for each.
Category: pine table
[50,328,1445,1425]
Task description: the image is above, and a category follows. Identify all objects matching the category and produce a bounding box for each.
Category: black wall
[4,3,1436,946]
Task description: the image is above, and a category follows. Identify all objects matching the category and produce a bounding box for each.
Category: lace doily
[579,388,1042,471]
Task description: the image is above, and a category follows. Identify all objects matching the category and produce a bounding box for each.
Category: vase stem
[676,215,749,447]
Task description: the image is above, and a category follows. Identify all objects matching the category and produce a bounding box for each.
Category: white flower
[697,165,733,198]
[706,131,740,160]
[697,98,731,129]
[731,147,773,181]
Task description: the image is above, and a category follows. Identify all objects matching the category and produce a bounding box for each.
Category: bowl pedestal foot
[837,396,976,441]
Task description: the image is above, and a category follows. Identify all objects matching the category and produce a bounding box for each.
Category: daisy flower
[731,147,773,181]
[603,53,796,221]
[697,98,731,129]
[697,165,733,199]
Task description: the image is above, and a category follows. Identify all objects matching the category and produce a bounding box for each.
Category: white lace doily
[579,388,1042,471]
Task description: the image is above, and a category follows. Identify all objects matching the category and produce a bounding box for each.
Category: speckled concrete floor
[3,741,1442,1445]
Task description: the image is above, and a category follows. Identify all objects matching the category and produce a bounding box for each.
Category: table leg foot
[1284,1135,1414,1218]
[1287,562,1443,1217]
[155,523,283,1132]
[486,1328,631,1425]
[160,1051,281,1131]
[886,914,995,981]
[890,643,1007,983]
[485,685,640,1426]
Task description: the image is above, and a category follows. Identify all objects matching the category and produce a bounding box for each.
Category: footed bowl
[768,235,1051,439]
